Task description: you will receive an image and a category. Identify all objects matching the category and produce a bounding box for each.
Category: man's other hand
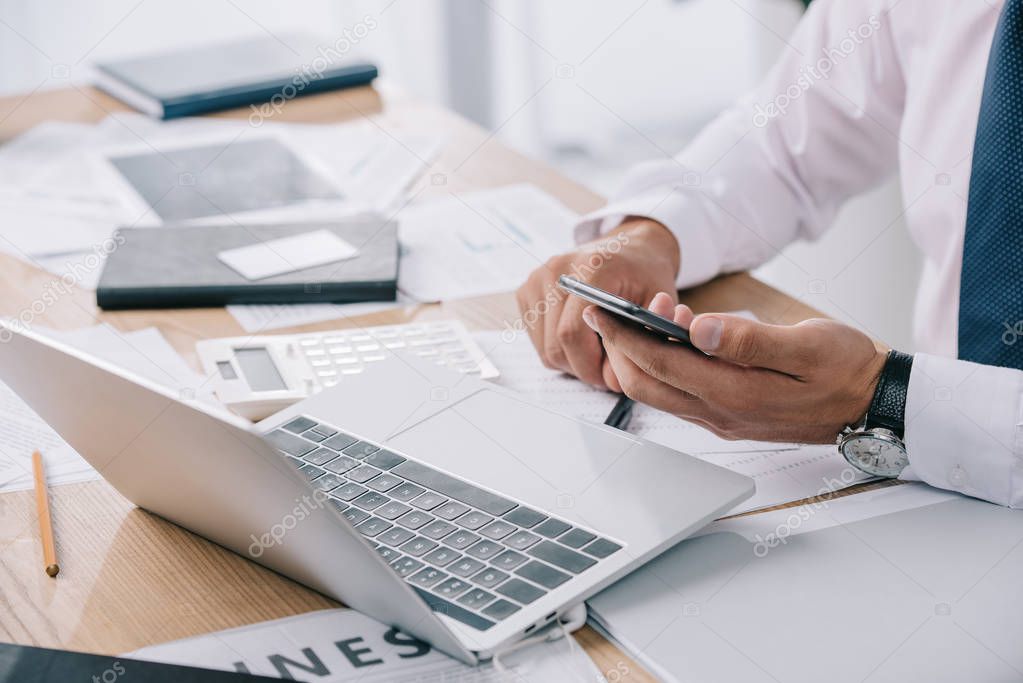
[515,219,680,390]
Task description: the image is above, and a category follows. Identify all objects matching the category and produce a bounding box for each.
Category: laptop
[0,321,753,664]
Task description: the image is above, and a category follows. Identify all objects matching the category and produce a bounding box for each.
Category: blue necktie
[959,0,1023,369]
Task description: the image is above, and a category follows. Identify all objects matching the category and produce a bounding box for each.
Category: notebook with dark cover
[96,219,398,310]
[0,643,276,682]
[93,35,377,119]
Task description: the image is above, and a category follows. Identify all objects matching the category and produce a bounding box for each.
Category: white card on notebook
[217,229,359,280]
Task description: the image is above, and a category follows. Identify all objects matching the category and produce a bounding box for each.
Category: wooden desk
[0,84,835,681]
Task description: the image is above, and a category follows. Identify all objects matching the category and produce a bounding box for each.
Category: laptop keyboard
[266,416,623,631]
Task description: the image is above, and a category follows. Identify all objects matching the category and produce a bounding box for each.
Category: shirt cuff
[902,353,1023,508]
[573,188,723,290]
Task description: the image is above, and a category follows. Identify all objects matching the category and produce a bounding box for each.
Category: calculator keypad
[296,321,497,388]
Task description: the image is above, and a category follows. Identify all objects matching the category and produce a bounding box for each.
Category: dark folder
[93,35,377,119]
[96,219,398,310]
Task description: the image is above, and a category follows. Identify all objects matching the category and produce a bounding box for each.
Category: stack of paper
[584,484,1023,683]
[0,113,442,291]
[0,324,210,493]
[475,331,870,514]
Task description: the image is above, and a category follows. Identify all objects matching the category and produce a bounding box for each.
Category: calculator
[197,320,499,420]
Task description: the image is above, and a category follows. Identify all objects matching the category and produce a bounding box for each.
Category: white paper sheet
[475,331,870,514]
[127,608,600,683]
[0,153,141,258]
[227,296,411,333]
[0,324,210,492]
[0,381,93,492]
[397,184,579,302]
[0,120,156,259]
[32,251,108,291]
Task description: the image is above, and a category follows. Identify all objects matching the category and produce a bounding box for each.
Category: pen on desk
[604,394,635,431]
[32,451,59,578]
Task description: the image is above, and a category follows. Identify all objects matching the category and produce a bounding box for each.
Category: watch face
[840,432,908,478]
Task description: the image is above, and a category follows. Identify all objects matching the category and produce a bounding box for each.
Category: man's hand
[515,218,680,390]
[582,293,888,443]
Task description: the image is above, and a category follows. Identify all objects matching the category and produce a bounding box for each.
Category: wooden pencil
[32,451,59,577]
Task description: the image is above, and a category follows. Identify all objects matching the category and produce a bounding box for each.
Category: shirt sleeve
[902,354,1023,508]
[574,0,906,289]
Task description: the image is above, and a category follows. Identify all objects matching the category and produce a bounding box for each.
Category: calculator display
[234,347,287,392]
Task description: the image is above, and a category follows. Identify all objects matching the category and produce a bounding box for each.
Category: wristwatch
[837,350,913,478]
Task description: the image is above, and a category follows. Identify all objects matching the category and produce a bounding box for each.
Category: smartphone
[557,275,695,348]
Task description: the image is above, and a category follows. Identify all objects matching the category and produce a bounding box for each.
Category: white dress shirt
[574,0,1023,507]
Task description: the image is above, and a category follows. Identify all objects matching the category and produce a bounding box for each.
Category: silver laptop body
[0,322,753,663]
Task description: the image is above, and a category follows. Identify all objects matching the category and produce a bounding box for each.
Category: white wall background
[0,0,921,350]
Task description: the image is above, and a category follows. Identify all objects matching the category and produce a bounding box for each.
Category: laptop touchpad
[387,388,641,507]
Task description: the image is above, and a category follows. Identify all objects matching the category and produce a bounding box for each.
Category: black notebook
[0,643,275,682]
[93,34,377,119]
[96,219,399,310]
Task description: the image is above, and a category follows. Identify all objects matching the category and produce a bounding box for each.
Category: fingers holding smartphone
[647,292,675,320]
[600,294,690,391]
[555,294,607,386]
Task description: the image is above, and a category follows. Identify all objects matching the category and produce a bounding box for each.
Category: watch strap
[865,350,914,438]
